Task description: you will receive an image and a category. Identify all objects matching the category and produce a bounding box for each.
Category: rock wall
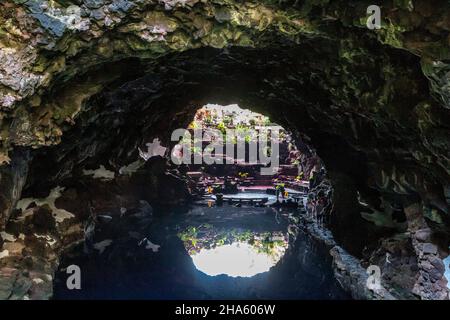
[0,0,449,299]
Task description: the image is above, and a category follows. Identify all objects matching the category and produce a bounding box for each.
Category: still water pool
[53,204,349,300]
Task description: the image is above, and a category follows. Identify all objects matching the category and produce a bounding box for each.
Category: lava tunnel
[0,0,449,302]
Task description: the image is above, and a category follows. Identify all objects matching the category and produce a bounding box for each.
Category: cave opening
[165,103,324,280]
[1,47,448,300]
[1,0,450,301]
[1,45,448,300]
[45,101,344,299]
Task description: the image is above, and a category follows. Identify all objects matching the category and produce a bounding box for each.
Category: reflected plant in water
[177,225,289,277]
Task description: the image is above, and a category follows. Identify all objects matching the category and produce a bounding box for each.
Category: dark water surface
[53,203,349,300]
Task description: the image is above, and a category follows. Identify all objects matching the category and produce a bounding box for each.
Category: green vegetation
[177,225,288,257]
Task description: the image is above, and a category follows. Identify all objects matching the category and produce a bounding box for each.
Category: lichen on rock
[0,0,449,300]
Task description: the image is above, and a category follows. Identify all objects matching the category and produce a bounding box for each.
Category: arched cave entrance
[0,0,449,300]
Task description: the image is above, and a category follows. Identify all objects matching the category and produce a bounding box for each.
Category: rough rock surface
[0,166,186,299]
[0,0,449,300]
[330,246,397,300]
[0,189,83,300]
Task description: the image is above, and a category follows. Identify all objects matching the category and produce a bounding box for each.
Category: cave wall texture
[0,0,449,299]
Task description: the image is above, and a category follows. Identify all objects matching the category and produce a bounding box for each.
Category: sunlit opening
[178,225,288,278]
[192,241,285,277]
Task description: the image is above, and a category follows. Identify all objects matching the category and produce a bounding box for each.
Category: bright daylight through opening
[1,1,449,306]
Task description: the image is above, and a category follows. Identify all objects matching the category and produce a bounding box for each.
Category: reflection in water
[178,225,288,277]
[191,242,285,277]
[53,204,350,299]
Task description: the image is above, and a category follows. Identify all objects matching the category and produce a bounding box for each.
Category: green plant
[217,121,226,134]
